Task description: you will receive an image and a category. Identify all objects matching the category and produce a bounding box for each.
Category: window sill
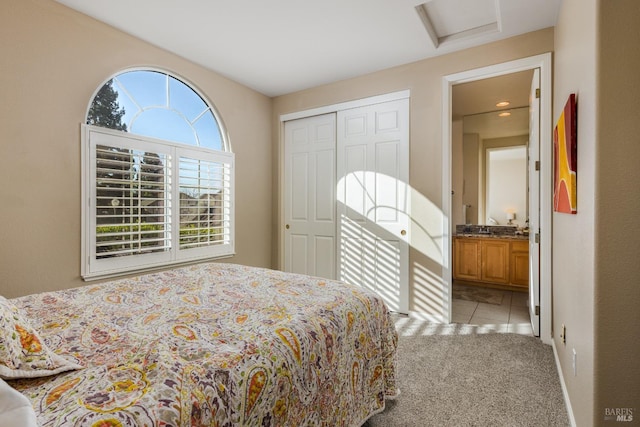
[81,253,236,282]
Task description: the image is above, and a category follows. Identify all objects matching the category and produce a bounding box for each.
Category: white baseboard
[552,340,577,427]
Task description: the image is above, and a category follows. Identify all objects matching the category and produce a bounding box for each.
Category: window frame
[81,125,235,280]
[86,67,232,152]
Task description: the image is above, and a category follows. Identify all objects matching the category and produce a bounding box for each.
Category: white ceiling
[54,0,561,97]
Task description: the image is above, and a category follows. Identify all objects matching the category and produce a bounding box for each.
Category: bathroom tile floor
[452,283,533,336]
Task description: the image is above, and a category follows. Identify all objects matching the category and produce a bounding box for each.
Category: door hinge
[535,88,540,99]
[535,233,540,244]
[535,305,540,316]
[535,161,540,171]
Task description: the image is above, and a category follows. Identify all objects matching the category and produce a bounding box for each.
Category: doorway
[452,72,532,334]
[442,54,553,344]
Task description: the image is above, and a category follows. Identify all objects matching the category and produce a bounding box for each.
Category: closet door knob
[285,224,290,229]
[400,229,406,236]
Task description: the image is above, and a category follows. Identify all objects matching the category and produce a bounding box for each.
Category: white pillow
[0,378,38,427]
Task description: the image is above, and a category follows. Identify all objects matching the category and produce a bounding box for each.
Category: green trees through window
[87,79,127,131]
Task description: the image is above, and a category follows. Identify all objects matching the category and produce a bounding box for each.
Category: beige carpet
[452,283,504,305]
[363,315,569,426]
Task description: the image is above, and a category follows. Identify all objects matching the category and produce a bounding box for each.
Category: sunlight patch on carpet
[392,313,512,337]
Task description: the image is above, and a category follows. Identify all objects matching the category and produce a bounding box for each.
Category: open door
[528,69,541,336]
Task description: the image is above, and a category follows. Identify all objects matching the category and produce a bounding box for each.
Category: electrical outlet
[560,324,566,344]
[572,348,577,376]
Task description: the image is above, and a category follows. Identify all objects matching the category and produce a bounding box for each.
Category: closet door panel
[315,149,335,222]
[337,99,410,313]
[291,153,309,220]
[284,114,337,279]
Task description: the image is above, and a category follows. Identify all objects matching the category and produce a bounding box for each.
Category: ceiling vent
[415,0,501,48]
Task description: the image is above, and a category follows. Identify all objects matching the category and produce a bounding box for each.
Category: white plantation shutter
[82,126,234,279]
[94,145,171,259]
[176,148,234,261]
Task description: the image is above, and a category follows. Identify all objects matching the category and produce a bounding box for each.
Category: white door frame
[441,53,553,345]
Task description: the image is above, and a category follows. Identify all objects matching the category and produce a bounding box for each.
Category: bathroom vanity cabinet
[453,236,529,291]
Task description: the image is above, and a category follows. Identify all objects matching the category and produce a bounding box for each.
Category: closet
[283,94,410,313]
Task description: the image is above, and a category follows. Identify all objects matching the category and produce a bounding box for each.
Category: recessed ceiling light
[498,112,511,117]
[496,101,510,107]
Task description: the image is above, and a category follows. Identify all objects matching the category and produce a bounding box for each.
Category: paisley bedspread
[8,263,398,426]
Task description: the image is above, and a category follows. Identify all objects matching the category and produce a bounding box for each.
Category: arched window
[87,70,227,151]
[82,70,234,279]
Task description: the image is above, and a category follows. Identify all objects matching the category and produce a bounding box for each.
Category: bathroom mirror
[459,107,529,226]
[485,145,527,226]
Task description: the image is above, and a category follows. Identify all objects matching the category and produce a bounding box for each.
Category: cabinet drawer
[511,240,529,252]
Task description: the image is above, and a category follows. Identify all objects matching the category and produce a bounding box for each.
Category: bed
[1,263,398,426]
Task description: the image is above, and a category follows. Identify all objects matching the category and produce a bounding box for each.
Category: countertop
[454,233,529,240]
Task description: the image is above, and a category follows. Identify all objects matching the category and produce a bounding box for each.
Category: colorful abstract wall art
[554,93,577,214]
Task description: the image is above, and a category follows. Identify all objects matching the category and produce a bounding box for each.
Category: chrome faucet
[478,225,491,234]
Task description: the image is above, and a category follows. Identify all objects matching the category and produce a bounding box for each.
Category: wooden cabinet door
[481,240,510,284]
[453,238,481,281]
[510,240,529,288]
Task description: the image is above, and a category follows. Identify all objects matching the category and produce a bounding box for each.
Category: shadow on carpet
[363,319,569,426]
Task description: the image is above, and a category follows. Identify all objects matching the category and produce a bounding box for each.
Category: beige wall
[594,0,640,422]
[553,0,597,424]
[554,0,640,424]
[0,0,273,298]
[273,28,554,316]
[553,0,596,426]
